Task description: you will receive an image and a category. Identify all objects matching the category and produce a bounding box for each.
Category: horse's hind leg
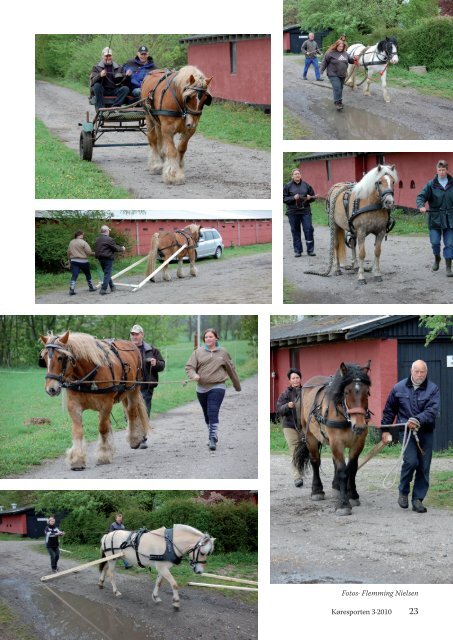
[363,75,372,97]
[188,249,198,277]
[66,397,87,470]
[125,390,149,449]
[158,566,180,610]
[176,258,185,278]
[307,432,324,500]
[356,232,367,284]
[108,559,122,597]
[96,402,115,465]
[162,263,172,281]
[152,573,163,604]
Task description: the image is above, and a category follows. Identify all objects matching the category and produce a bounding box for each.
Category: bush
[60,510,111,545]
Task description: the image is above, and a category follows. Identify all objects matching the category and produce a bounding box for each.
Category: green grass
[426,471,453,510]
[35,119,132,199]
[35,244,272,296]
[0,341,256,478]
[0,600,35,640]
[283,107,313,140]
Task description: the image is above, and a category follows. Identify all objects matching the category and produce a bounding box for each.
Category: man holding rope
[381,360,440,513]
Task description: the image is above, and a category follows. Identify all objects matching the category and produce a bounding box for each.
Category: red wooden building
[181,34,271,110]
[270,315,453,451]
[294,152,453,209]
[0,505,47,537]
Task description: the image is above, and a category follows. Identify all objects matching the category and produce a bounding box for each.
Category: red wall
[0,513,27,535]
[283,32,290,51]
[270,338,398,423]
[110,219,272,255]
[187,39,271,105]
[297,152,453,208]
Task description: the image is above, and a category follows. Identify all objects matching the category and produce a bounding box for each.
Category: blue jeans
[47,546,60,570]
[303,58,321,80]
[328,76,345,103]
[287,212,315,254]
[92,83,129,110]
[197,388,226,442]
[399,430,433,502]
[70,261,93,290]
[98,258,114,291]
[429,228,453,259]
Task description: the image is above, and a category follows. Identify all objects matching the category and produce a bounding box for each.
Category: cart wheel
[79,130,93,161]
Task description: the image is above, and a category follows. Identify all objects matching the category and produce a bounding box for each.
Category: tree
[270,316,301,326]
[296,0,402,35]
[284,0,301,25]
[419,315,453,345]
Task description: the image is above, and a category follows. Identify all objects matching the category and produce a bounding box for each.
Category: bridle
[308,376,372,434]
[41,342,76,384]
[185,534,214,568]
[375,173,396,209]
[145,69,212,120]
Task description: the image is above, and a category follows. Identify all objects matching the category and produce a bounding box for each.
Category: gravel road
[271,453,453,584]
[0,540,257,640]
[36,81,271,199]
[13,376,257,480]
[283,56,453,140]
[283,223,453,304]
[35,252,272,305]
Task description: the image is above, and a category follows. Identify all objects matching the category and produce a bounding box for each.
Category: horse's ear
[340,362,348,377]
[377,164,382,172]
[59,331,70,345]
[39,335,49,345]
[362,360,371,374]
[206,77,213,87]
[189,74,195,85]
[389,164,396,172]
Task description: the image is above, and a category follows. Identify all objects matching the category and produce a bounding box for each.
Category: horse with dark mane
[346,37,399,103]
[145,223,201,282]
[39,331,149,470]
[141,66,213,185]
[294,361,372,516]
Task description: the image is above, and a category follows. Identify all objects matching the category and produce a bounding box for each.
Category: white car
[196,228,224,259]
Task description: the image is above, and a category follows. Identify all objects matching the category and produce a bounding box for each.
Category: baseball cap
[102,47,113,56]
[100,225,111,232]
[130,324,144,334]
[137,46,148,53]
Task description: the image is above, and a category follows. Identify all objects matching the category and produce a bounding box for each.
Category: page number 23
[409,608,419,615]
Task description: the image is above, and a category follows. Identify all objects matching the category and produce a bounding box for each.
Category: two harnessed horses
[99,524,215,609]
[346,37,399,103]
[141,66,213,185]
[294,362,372,516]
[39,331,149,470]
[145,224,201,282]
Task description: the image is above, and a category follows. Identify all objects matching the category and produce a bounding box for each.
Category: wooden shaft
[132,244,187,291]
[40,552,125,582]
[201,572,258,585]
[188,582,258,592]
[111,255,149,281]
[358,438,390,470]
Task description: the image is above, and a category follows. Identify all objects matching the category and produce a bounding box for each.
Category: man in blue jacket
[123,45,156,98]
[381,360,440,513]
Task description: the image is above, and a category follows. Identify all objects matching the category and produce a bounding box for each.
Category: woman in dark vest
[276,368,304,487]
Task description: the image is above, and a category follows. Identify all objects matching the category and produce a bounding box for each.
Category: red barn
[294,152,453,209]
[270,315,453,451]
[181,34,271,110]
[0,505,47,537]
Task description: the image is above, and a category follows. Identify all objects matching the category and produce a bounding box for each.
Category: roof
[180,34,270,44]
[0,504,35,516]
[270,316,417,347]
[283,25,301,32]
[295,152,366,163]
[35,211,272,221]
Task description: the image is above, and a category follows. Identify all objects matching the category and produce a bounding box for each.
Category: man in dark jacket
[276,368,304,487]
[90,47,130,110]
[123,45,156,98]
[94,225,125,295]
[130,324,166,449]
[381,360,440,513]
[283,168,317,257]
[416,159,453,276]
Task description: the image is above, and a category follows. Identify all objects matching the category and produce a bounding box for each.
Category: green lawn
[0,341,257,478]
[35,118,132,199]
[283,107,313,140]
[35,244,272,296]
[0,600,35,640]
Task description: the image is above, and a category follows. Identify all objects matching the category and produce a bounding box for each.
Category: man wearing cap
[94,225,125,295]
[90,47,130,110]
[129,324,166,449]
[123,46,156,98]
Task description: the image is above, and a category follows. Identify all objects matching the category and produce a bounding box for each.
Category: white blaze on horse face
[391,46,399,64]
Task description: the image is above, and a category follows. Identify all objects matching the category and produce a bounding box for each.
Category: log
[201,572,258,585]
[40,552,125,582]
[132,244,188,291]
[188,582,258,592]
[111,255,149,281]
[358,433,392,470]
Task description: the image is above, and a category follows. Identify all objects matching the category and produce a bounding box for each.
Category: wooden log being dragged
[201,572,258,585]
[40,552,125,582]
[188,582,258,592]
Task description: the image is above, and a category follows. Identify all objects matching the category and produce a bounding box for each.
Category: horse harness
[352,42,397,71]
[105,528,211,569]
[144,69,212,120]
[42,339,140,394]
[157,229,197,257]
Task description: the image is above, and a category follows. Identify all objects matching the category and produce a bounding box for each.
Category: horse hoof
[350,498,361,507]
[336,507,352,516]
[98,584,104,589]
[331,489,341,499]
[334,270,342,276]
[115,592,122,598]
[152,596,162,604]
[173,603,180,611]
[130,444,140,450]
[71,466,85,471]
[311,493,325,501]
[374,275,383,282]
[358,279,367,285]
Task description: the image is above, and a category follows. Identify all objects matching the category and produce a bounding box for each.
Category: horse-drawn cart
[79,98,149,161]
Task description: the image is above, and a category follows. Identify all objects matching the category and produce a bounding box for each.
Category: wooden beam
[132,244,187,291]
[111,255,149,281]
[40,552,125,582]
[201,573,258,585]
[188,582,258,592]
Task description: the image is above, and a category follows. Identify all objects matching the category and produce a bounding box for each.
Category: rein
[342,174,396,242]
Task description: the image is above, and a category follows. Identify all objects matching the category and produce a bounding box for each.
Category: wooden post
[132,244,187,292]
[188,582,258,592]
[358,433,392,470]
[201,572,258,585]
[40,552,125,582]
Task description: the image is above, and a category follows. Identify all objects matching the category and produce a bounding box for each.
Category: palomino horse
[325,165,397,284]
[346,37,399,103]
[145,224,201,282]
[39,331,149,470]
[99,524,215,609]
[294,361,372,516]
[141,66,213,185]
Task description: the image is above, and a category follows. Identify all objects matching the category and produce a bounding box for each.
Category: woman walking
[276,368,304,487]
[44,516,65,573]
[67,230,96,295]
[185,328,241,451]
[320,39,354,110]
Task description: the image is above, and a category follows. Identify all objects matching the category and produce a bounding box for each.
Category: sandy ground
[0,540,257,640]
[271,452,453,584]
[13,376,257,480]
[36,252,272,305]
[283,56,453,140]
[35,81,271,199]
[283,222,453,304]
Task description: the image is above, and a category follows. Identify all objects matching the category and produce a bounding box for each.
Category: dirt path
[14,376,257,480]
[283,57,453,140]
[36,252,272,305]
[0,540,257,640]
[36,81,270,199]
[283,223,453,304]
[271,453,453,584]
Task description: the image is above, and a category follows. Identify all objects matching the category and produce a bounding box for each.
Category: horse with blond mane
[145,224,201,282]
[39,331,149,470]
[141,66,213,185]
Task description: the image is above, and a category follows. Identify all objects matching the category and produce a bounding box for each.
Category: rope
[381,422,412,489]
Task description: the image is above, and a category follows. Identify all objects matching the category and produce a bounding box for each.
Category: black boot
[208,438,217,451]
[446,258,452,277]
[432,255,441,271]
[88,280,96,292]
[69,289,76,296]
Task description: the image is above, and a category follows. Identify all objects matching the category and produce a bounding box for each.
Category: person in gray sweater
[320,39,355,110]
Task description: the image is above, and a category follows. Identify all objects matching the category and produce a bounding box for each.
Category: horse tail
[146,233,159,278]
[304,188,336,277]
[293,437,311,476]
